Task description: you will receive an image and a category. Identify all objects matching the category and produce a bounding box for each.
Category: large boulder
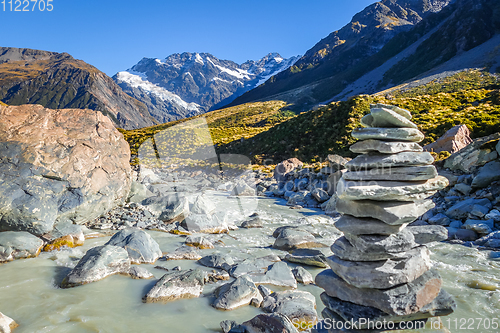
[273,228,325,251]
[105,228,162,264]
[61,245,131,288]
[423,125,473,154]
[0,231,43,262]
[0,105,131,236]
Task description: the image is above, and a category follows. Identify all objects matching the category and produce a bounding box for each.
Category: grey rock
[335,198,434,225]
[350,139,423,154]
[242,313,299,333]
[327,155,349,171]
[199,253,234,271]
[371,103,412,119]
[164,246,201,260]
[262,290,317,327]
[470,204,489,218]
[449,220,463,229]
[105,228,162,264]
[326,247,431,289]
[287,191,312,207]
[336,176,448,201]
[181,211,230,234]
[220,320,240,333]
[331,237,426,262]
[444,132,500,172]
[486,209,500,222]
[335,214,406,236]
[407,225,448,244]
[497,139,500,156]
[241,216,264,228]
[352,127,424,142]
[129,266,154,279]
[326,170,344,195]
[320,289,455,329]
[231,181,255,196]
[311,188,330,203]
[0,312,18,333]
[185,234,214,249]
[273,228,325,251]
[141,194,189,224]
[344,228,418,254]
[463,219,494,235]
[213,275,262,310]
[142,269,206,303]
[346,152,433,170]
[446,198,492,220]
[284,249,328,268]
[472,161,500,188]
[61,245,131,288]
[454,183,472,195]
[427,213,451,226]
[190,194,216,215]
[361,107,417,128]
[250,261,297,288]
[343,165,437,181]
[0,231,43,262]
[315,269,442,316]
[475,231,500,247]
[127,181,153,203]
[292,266,314,285]
[452,229,479,241]
[258,285,274,297]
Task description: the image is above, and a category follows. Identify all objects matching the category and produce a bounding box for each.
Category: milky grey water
[1,193,499,333]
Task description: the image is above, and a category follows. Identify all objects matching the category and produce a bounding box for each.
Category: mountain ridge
[0,47,156,130]
[113,52,300,124]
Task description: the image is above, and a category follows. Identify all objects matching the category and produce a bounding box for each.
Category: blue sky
[1,0,376,76]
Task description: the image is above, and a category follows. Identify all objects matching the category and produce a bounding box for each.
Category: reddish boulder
[274,158,303,181]
[0,104,131,235]
[423,125,472,154]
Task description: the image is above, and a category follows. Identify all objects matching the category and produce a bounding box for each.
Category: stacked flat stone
[314,104,456,331]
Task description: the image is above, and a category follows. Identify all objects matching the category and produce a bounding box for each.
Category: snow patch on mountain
[114,52,300,124]
[115,71,200,113]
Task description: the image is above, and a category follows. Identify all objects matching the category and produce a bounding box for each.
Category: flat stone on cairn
[313,104,456,332]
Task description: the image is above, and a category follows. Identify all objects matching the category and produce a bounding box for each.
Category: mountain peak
[114,52,300,123]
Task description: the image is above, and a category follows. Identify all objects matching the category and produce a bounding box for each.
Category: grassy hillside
[120,70,500,165]
[119,101,293,164]
[220,70,500,163]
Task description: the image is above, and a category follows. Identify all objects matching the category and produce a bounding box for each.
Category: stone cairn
[314,104,456,332]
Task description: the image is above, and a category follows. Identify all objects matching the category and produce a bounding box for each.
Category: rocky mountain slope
[229,0,499,111]
[0,47,156,130]
[113,52,299,123]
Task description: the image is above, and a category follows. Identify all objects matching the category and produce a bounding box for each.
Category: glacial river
[1,192,499,333]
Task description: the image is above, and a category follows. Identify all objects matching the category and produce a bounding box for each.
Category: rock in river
[143,269,206,303]
[61,245,131,288]
[0,231,43,262]
[105,228,162,264]
[213,275,262,310]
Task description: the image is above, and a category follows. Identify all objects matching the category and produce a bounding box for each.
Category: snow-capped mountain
[113,52,299,123]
